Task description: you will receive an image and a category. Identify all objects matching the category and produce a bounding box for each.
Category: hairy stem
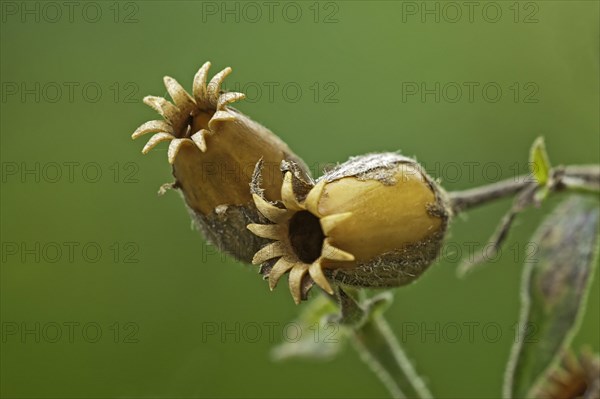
[449,175,533,214]
[449,165,600,214]
[335,290,432,399]
[351,316,433,399]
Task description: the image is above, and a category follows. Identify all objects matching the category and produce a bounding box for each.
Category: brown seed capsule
[532,350,600,399]
[132,62,309,262]
[248,153,451,304]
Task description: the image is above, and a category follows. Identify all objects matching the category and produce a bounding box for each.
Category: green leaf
[270,294,348,361]
[504,196,600,398]
[529,136,551,186]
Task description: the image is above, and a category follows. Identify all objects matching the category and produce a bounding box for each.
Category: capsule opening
[187,110,215,137]
[288,211,324,263]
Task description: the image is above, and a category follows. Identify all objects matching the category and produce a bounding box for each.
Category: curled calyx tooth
[248,153,451,304]
[132,62,309,262]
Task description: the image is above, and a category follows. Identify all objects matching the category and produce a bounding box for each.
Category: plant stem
[334,290,431,398]
[351,316,433,399]
[449,175,533,214]
[449,165,600,214]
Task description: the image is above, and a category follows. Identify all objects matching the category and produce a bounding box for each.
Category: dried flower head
[248,153,451,304]
[534,350,600,399]
[132,62,309,262]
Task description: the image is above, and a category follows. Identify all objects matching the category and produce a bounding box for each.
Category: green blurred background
[1,1,598,398]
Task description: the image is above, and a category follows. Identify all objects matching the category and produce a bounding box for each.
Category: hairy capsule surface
[248,153,451,304]
[132,62,309,262]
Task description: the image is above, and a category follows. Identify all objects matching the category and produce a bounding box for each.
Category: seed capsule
[132,62,309,262]
[532,350,600,399]
[248,153,451,304]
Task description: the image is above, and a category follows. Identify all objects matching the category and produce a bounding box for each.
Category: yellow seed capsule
[248,153,451,304]
[132,62,309,262]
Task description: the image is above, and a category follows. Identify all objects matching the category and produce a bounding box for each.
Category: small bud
[248,153,451,304]
[133,62,309,262]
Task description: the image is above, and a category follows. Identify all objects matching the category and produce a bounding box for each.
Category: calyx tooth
[210,110,236,124]
[320,212,353,235]
[252,194,288,223]
[281,172,303,210]
[193,62,211,103]
[252,241,287,265]
[304,180,326,216]
[143,96,179,125]
[132,120,173,139]
[322,239,355,262]
[268,257,295,290]
[217,92,245,110]
[247,224,284,240]
[142,132,174,154]
[163,76,195,111]
[309,261,333,294]
[167,138,190,164]
[207,67,232,102]
[190,129,209,152]
[288,264,309,305]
